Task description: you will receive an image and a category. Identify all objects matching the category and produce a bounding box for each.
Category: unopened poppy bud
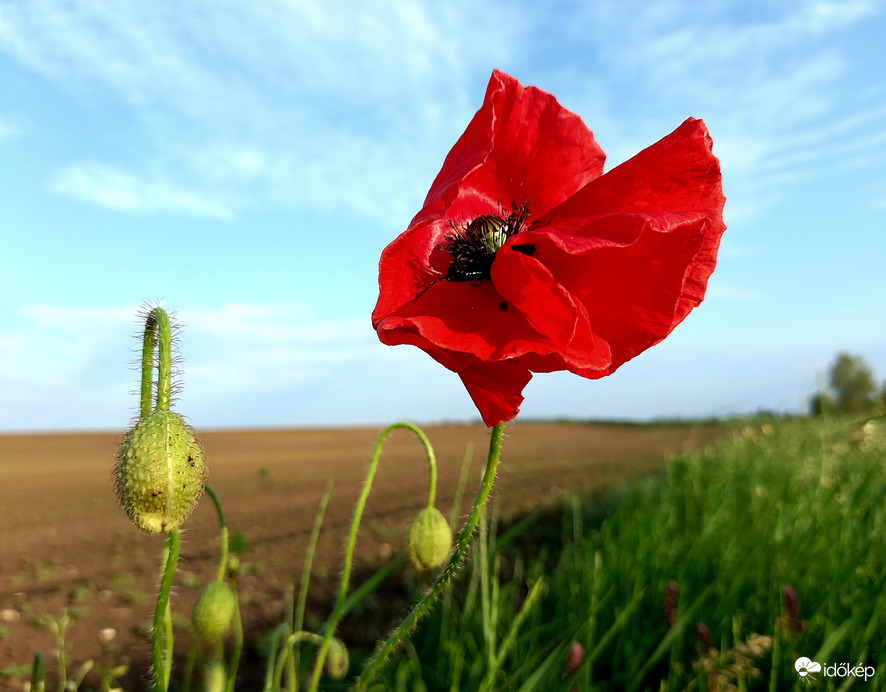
[406,507,452,570]
[191,581,236,643]
[324,637,350,680]
[116,410,206,534]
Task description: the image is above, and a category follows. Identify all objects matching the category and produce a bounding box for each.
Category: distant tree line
[810,351,886,416]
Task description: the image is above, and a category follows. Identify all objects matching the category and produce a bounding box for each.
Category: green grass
[368,416,886,691]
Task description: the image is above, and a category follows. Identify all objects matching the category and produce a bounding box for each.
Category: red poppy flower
[372,70,726,427]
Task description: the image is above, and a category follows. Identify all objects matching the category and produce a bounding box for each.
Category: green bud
[325,637,350,680]
[116,410,206,534]
[406,507,452,571]
[191,581,236,643]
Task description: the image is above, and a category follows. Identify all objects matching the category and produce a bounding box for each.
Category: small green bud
[191,581,236,643]
[325,637,350,680]
[116,410,206,534]
[406,507,452,570]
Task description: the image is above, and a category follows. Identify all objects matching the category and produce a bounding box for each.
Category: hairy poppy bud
[325,637,350,680]
[191,581,236,643]
[406,507,452,570]
[116,410,206,534]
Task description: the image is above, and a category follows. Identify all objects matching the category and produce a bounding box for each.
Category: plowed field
[0,421,724,689]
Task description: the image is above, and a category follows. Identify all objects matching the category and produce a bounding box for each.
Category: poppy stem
[308,422,437,692]
[152,528,180,692]
[140,307,173,416]
[354,422,505,690]
[204,485,230,583]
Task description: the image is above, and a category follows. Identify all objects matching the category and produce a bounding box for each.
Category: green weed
[374,417,886,691]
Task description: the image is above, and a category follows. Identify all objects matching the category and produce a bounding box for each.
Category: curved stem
[308,422,437,692]
[294,480,333,676]
[355,422,505,690]
[224,581,243,692]
[152,528,181,692]
[204,485,229,583]
[140,307,173,415]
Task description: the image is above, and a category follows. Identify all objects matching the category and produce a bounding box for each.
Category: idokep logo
[794,657,821,680]
[795,656,875,683]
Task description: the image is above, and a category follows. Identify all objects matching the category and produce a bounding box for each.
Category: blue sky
[1,0,884,431]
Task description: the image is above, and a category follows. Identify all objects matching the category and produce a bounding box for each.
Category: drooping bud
[116,410,206,534]
[406,507,452,570]
[324,637,350,680]
[191,581,236,643]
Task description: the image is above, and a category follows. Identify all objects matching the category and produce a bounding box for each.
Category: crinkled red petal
[458,361,533,427]
[512,212,710,377]
[535,117,726,326]
[414,70,607,230]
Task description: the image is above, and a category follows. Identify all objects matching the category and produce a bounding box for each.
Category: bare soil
[0,421,724,690]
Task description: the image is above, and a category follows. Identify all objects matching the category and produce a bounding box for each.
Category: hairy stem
[140,307,173,415]
[308,422,438,692]
[204,485,229,582]
[354,422,505,690]
[152,528,180,692]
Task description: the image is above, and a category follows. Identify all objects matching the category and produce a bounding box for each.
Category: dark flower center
[443,202,530,281]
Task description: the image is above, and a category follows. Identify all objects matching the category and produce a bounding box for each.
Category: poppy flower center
[443,202,530,281]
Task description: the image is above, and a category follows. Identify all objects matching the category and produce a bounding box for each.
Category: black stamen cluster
[443,202,531,281]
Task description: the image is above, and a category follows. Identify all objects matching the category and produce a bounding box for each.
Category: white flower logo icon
[795,657,822,679]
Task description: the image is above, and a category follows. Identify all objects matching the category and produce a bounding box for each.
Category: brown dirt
[0,421,724,690]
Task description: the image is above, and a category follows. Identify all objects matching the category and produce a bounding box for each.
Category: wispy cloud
[0,0,519,221]
[0,300,476,429]
[556,0,884,209]
[50,162,232,218]
[0,305,135,387]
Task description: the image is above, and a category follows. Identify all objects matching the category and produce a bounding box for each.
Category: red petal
[536,117,726,325]
[378,279,558,364]
[459,361,533,426]
[413,70,607,229]
[491,245,612,372]
[371,217,444,330]
[517,211,711,376]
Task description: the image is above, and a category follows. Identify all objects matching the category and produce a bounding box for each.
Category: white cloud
[0,305,135,386]
[563,0,884,192]
[178,303,378,395]
[50,162,232,218]
[0,0,518,221]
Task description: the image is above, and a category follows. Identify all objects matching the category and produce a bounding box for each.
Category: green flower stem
[355,422,505,690]
[224,582,243,692]
[204,485,229,582]
[152,528,181,692]
[308,422,437,692]
[200,482,242,692]
[140,307,173,416]
[293,480,333,678]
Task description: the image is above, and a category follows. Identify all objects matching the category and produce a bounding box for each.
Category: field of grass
[367,416,886,691]
[2,415,884,690]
